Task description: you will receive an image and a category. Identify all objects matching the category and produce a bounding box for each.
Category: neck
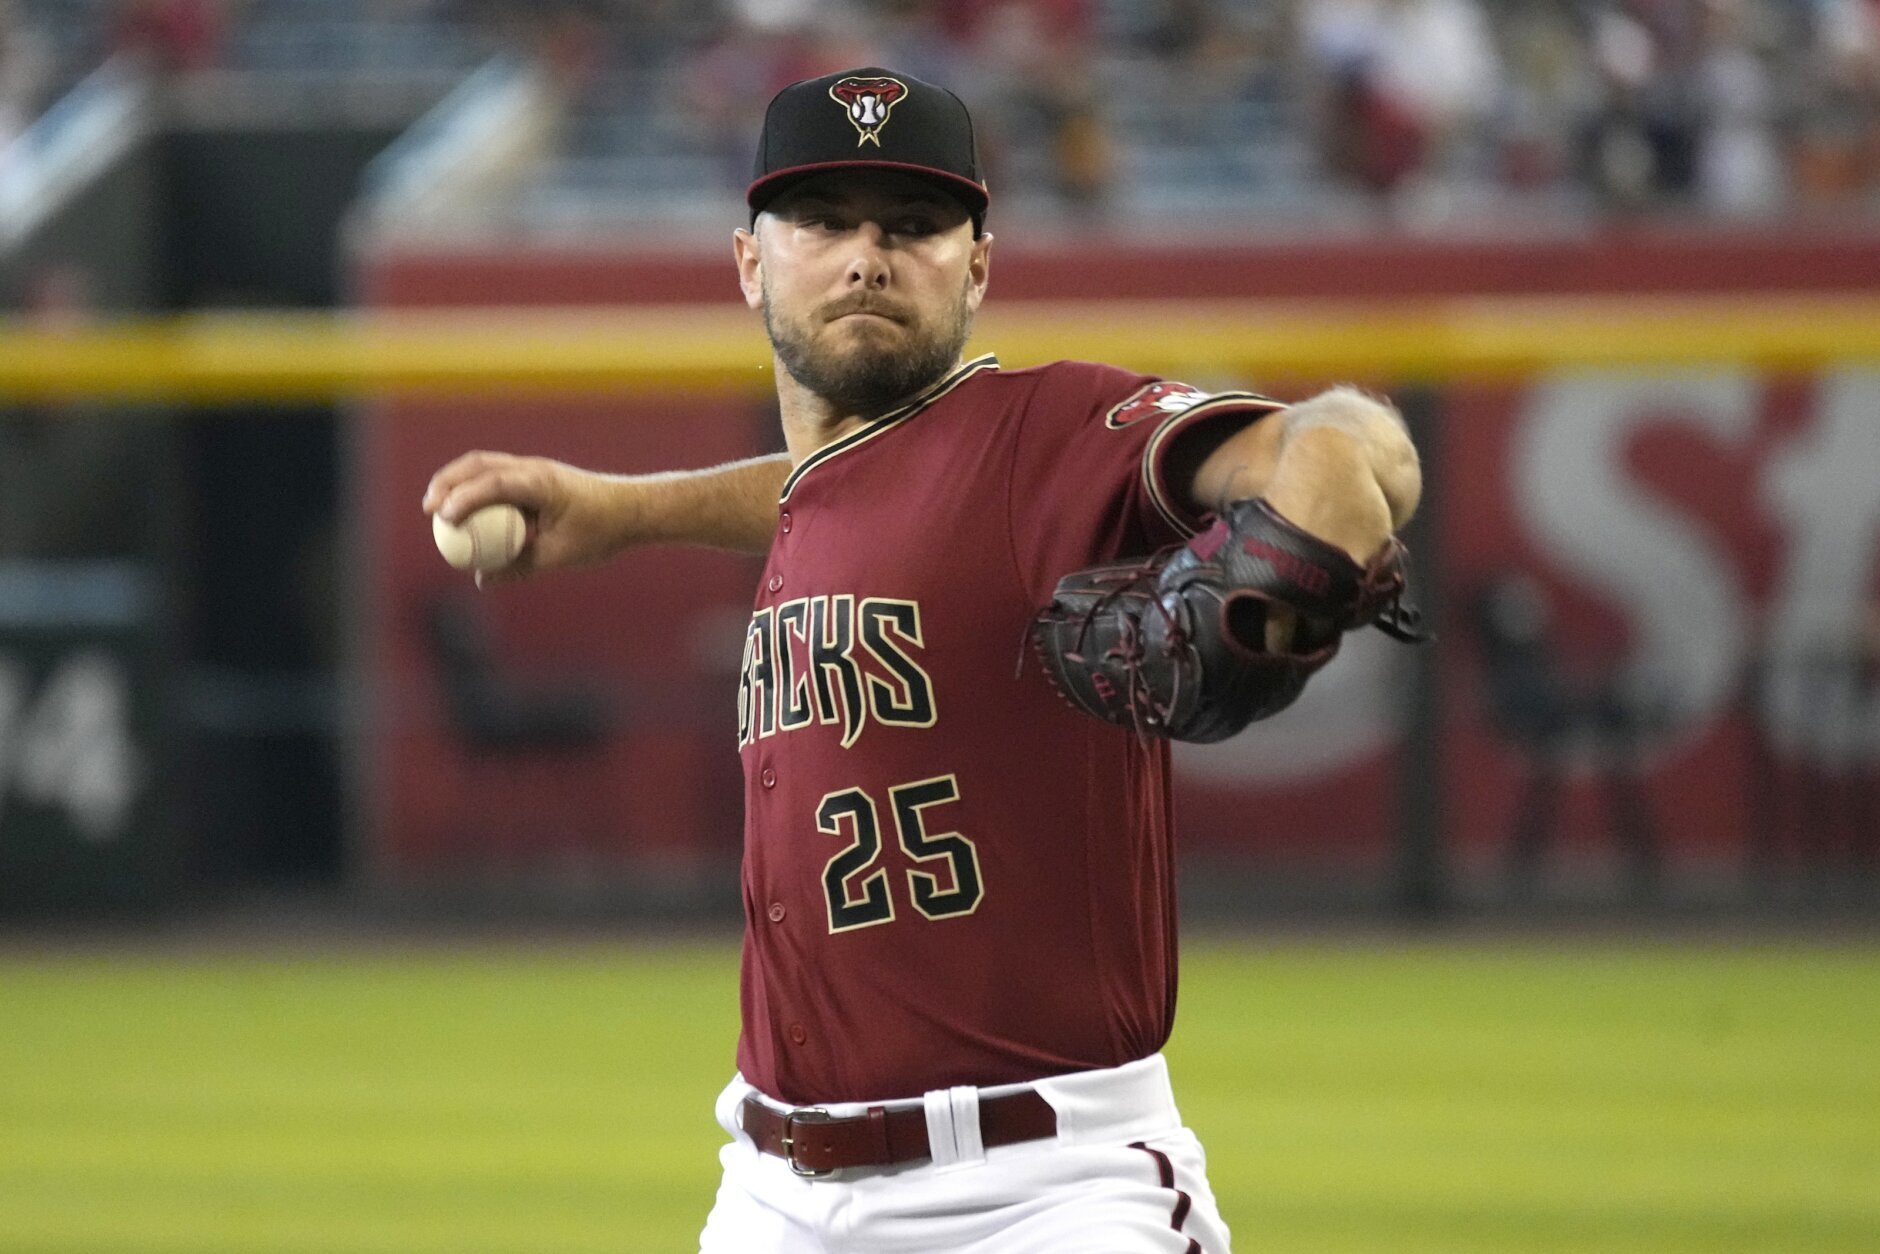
[773,354,960,467]
[775,364,863,467]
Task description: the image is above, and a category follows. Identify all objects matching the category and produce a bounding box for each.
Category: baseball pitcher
[424,66,1422,1254]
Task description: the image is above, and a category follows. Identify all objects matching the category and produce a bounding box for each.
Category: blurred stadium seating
[12,0,1880,226]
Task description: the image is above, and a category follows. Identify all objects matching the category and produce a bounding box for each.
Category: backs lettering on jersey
[1104,381,1208,429]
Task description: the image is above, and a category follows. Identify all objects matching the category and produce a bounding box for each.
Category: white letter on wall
[1514,370,1756,744]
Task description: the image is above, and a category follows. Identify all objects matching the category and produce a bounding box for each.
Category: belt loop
[865,1105,891,1163]
[923,1084,985,1171]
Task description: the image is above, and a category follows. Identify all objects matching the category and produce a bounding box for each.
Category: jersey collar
[778,354,1000,504]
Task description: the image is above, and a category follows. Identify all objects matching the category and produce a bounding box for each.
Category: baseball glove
[1028,498,1424,743]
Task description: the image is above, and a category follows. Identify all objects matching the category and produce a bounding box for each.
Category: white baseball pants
[697,1054,1232,1254]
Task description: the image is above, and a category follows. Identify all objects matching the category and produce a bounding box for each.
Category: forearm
[601,453,791,555]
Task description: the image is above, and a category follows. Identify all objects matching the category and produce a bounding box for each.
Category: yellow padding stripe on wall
[4,296,1880,403]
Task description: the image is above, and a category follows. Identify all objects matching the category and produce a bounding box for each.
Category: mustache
[820,293,912,324]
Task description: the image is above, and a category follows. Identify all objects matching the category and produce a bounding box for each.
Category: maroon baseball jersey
[735,355,1281,1104]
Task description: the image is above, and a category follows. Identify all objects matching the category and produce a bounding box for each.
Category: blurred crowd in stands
[8,0,1880,223]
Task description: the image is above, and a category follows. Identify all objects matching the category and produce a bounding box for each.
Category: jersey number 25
[817,775,983,932]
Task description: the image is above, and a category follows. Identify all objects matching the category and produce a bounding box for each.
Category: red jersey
[735,356,1280,1104]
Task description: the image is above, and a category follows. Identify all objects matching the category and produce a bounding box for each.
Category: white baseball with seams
[432,504,525,572]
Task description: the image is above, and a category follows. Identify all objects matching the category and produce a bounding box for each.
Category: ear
[965,231,993,312]
[733,226,764,311]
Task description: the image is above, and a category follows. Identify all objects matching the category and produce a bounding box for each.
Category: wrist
[589,473,652,555]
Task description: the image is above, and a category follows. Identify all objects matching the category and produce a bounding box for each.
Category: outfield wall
[350,231,1880,902]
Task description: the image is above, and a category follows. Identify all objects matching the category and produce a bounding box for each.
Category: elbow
[1287,386,1422,530]
[1375,428,1422,531]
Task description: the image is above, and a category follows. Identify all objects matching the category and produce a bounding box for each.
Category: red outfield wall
[354,231,1880,895]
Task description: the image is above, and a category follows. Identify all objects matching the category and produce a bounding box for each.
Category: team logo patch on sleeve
[1104,381,1208,429]
[830,76,908,147]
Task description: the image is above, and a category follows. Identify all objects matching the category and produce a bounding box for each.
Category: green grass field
[2,936,1875,1253]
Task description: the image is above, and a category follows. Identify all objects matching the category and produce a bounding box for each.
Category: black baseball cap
[747,67,989,235]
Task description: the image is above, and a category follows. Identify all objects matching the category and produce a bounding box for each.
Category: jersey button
[767,574,784,593]
[779,511,792,534]
[789,1023,808,1046]
[767,902,786,923]
[761,767,776,789]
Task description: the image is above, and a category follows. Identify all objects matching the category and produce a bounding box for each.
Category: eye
[895,217,939,237]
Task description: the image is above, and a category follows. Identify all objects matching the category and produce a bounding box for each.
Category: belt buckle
[780,1106,835,1178]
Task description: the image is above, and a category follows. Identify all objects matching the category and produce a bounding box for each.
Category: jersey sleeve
[1004,361,1284,605]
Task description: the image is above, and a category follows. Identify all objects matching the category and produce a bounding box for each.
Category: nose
[845,223,890,290]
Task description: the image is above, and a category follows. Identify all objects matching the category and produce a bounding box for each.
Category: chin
[825,330,902,364]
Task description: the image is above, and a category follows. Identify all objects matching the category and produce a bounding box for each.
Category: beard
[764,276,975,414]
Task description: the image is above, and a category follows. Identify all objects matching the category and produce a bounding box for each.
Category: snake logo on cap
[829,76,908,147]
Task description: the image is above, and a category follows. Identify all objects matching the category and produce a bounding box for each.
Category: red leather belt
[740,1090,1057,1176]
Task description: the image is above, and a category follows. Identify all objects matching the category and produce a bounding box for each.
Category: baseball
[432,503,526,572]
